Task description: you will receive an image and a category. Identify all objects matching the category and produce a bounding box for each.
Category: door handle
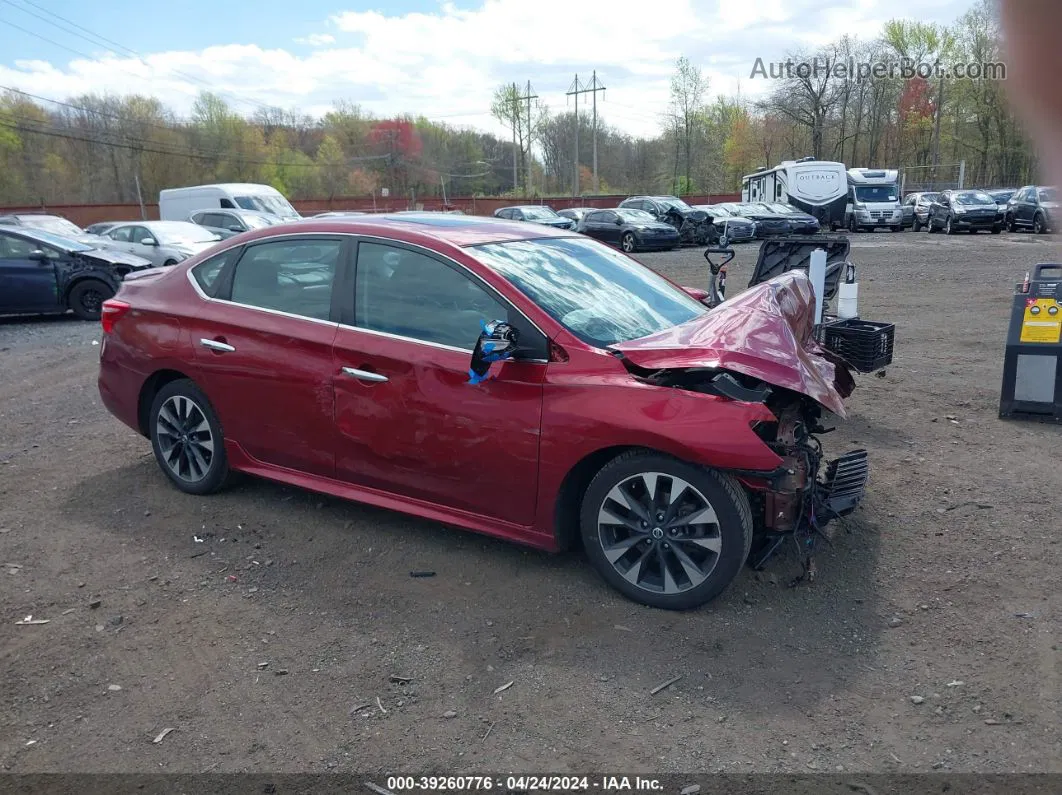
[200,338,235,353]
[342,366,388,383]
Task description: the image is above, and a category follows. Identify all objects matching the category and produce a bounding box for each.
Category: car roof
[260,213,577,247]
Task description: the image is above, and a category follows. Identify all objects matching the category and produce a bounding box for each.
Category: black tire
[912,218,922,232]
[945,215,955,235]
[579,451,753,610]
[991,225,1002,234]
[1006,214,1016,232]
[847,216,857,233]
[1034,213,1047,234]
[68,278,114,321]
[162,259,178,267]
[149,378,229,496]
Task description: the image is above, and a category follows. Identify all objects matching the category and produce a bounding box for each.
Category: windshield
[708,206,732,217]
[20,216,83,236]
[235,194,300,218]
[655,196,692,211]
[989,190,1014,203]
[769,203,798,214]
[1038,188,1058,202]
[472,237,707,347]
[153,224,221,245]
[522,207,559,219]
[954,191,994,205]
[854,186,898,202]
[616,209,655,223]
[21,229,93,252]
[728,205,758,217]
[920,192,940,202]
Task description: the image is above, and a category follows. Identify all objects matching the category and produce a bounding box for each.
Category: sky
[0,0,978,140]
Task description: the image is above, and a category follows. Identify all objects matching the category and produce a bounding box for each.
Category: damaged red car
[97,213,869,610]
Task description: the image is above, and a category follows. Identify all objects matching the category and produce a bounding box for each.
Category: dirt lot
[1,231,1061,776]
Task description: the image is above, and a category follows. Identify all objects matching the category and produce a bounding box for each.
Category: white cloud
[0,0,980,140]
[295,33,335,47]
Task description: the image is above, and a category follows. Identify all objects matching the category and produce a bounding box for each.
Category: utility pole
[524,80,538,196]
[510,82,519,194]
[567,72,606,197]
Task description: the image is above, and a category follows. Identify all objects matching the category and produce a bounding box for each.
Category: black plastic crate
[817,318,895,372]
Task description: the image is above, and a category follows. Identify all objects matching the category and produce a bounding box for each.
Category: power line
[566,72,606,196]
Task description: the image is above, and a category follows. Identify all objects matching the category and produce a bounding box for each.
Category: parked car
[97,214,868,610]
[84,221,121,236]
[755,203,821,234]
[617,196,712,245]
[578,208,679,252]
[556,207,595,229]
[901,192,940,231]
[188,208,282,239]
[0,212,85,237]
[1005,185,1058,233]
[100,221,222,266]
[712,203,792,238]
[0,226,153,320]
[927,190,1002,234]
[694,205,757,243]
[493,205,575,229]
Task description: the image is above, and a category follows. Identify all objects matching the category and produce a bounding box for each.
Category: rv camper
[844,168,903,232]
[741,158,848,229]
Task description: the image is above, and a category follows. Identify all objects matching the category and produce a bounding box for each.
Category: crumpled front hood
[610,271,856,417]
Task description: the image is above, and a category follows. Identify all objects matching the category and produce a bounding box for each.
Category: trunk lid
[609,270,855,417]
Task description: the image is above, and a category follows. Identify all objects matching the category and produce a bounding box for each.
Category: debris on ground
[376,696,387,714]
[910,696,925,704]
[443,710,457,719]
[493,681,514,695]
[946,680,964,688]
[15,615,49,625]
[108,684,122,692]
[389,675,413,684]
[364,782,399,795]
[482,722,494,741]
[409,570,436,578]
[152,727,175,744]
[650,675,682,695]
[88,599,101,609]
[681,785,701,795]
[349,703,371,716]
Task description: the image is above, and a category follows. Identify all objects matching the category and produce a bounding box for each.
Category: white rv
[159,183,301,222]
[741,158,848,229]
[844,168,903,232]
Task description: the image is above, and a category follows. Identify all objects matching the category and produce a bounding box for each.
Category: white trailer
[741,158,848,229]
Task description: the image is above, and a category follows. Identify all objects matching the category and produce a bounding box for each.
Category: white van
[158,183,301,222]
[844,169,903,232]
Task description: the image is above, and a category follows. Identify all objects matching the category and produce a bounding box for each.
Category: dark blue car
[0,226,153,320]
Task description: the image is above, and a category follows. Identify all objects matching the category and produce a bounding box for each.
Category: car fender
[533,352,783,537]
[59,262,121,302]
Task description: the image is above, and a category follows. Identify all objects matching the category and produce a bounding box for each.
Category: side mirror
[29,249,48,262]
[141,237,158,246]
[614,217,624,225]
[469,320,519,384]
[227,225,243,232]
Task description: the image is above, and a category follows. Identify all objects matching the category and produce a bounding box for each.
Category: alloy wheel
[80,288,104,316]
[622,233,635,253]
[596,471,722,595]
[155,395,215,483]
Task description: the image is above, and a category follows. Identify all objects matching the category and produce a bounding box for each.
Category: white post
[958,160,966,189]
[809,248,827,326]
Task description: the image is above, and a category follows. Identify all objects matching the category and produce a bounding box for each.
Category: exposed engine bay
[629,363,870,583]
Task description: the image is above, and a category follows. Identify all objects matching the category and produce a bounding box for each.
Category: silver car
[101,221,221,267]
[187,208,282,239]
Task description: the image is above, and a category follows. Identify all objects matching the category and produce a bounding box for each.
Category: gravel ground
[1,230,1061,775]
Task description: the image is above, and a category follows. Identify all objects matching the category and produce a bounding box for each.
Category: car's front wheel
[580,451,753,610]
[68,278,115,321]
[912,218,922,232]
[945,215,956,234]
[149,379,229,495]
[1006,214,1017,232]
[1034,213,1048,234]
[621,232,637,253]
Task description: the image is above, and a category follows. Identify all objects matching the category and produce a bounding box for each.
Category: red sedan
[97,213,868,610]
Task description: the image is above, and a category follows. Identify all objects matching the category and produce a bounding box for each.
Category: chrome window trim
[183,229,553,350]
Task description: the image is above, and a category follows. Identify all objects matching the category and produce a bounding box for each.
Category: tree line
[0,0,1038,208]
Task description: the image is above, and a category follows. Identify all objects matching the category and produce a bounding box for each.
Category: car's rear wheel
[1006,214,1016,232]
[912,218,922,232]
[580,451,752,610]
[149,379,229,495]
[945,215,955,234]
[621,232,637,253]
[1034,213,1047,234]
[68,278,114,321]
[992,225,1002,234]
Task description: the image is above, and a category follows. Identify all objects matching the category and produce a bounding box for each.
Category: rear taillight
[100,299,131,334]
